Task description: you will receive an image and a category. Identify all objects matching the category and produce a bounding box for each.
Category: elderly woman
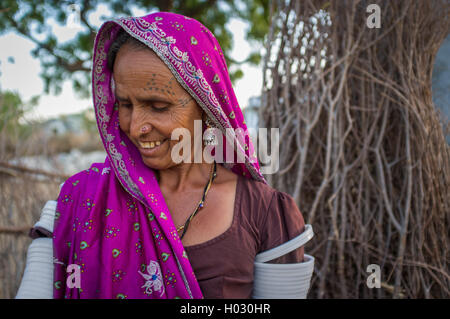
[24,12,307,299]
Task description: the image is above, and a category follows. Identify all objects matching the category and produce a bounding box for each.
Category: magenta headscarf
[53,12,265,299]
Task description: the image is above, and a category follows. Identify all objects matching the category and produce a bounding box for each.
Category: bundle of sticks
[260,0,449,298]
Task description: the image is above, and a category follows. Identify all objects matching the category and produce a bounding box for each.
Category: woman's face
[113,42,203,170]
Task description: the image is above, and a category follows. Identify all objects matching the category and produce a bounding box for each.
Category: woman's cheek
[118,108,132,134]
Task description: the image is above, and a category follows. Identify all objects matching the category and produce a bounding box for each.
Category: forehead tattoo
[178,96,193,107]
[143,73,176,96]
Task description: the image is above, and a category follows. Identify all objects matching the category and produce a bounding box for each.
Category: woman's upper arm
[258,191,305,263]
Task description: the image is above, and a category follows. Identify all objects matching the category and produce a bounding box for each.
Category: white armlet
[15,238,54,299]
[252,224,315,299]
[15,200,58,299]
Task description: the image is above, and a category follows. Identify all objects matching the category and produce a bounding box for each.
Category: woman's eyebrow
[136,95,171,104]
[114,94,170,104]
[115,94,129,102]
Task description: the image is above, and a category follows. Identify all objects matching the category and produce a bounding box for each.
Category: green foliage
[0,0,270,97]
[0,90,23,132]
[0,89,37,139]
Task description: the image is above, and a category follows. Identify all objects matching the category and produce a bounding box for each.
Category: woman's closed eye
[117,101,169,112]
[150,102,169,112]
[118,102,132,109]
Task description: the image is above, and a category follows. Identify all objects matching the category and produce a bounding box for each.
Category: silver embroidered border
[114,17,265,183]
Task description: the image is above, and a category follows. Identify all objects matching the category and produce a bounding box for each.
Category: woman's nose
[140,124,151,134]
[130,111,152,139]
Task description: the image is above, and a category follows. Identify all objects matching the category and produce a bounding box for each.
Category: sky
[0,4,262,121]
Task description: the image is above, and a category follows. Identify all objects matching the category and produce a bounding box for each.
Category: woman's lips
[137,138,168,156]
[139,140,161,149]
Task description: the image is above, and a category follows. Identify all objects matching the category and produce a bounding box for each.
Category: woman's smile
[114,43,203,170]
[137,138,169,156]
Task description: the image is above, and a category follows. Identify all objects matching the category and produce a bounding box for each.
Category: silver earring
[203,117,218,146]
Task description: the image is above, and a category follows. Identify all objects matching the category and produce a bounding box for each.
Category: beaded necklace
[177,161,217,240]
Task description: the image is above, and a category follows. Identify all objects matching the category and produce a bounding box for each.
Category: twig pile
[261,0,450,298]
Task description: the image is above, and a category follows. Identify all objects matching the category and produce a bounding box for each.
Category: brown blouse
[30,174,305,299]
[184,175,305,299]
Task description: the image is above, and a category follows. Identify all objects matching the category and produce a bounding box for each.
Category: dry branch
[261,0,450,298]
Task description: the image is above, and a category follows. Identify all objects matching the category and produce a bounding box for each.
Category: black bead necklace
[177,161,217,240]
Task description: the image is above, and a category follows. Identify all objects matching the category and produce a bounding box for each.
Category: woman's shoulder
[54,162,109,231]
[240,177,305,256]
[60,162,108,190]
[239,176,292,210]
[237,176,302,224]
[56,162,109,211]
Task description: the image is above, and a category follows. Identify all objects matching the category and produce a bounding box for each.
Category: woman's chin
[140,153,178,171]
[141,157,166,171]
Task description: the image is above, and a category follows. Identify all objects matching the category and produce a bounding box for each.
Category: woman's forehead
[114,44,174,81]
[113,48,187,101]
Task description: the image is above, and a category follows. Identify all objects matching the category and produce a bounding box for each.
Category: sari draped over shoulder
[53,12,265,299]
